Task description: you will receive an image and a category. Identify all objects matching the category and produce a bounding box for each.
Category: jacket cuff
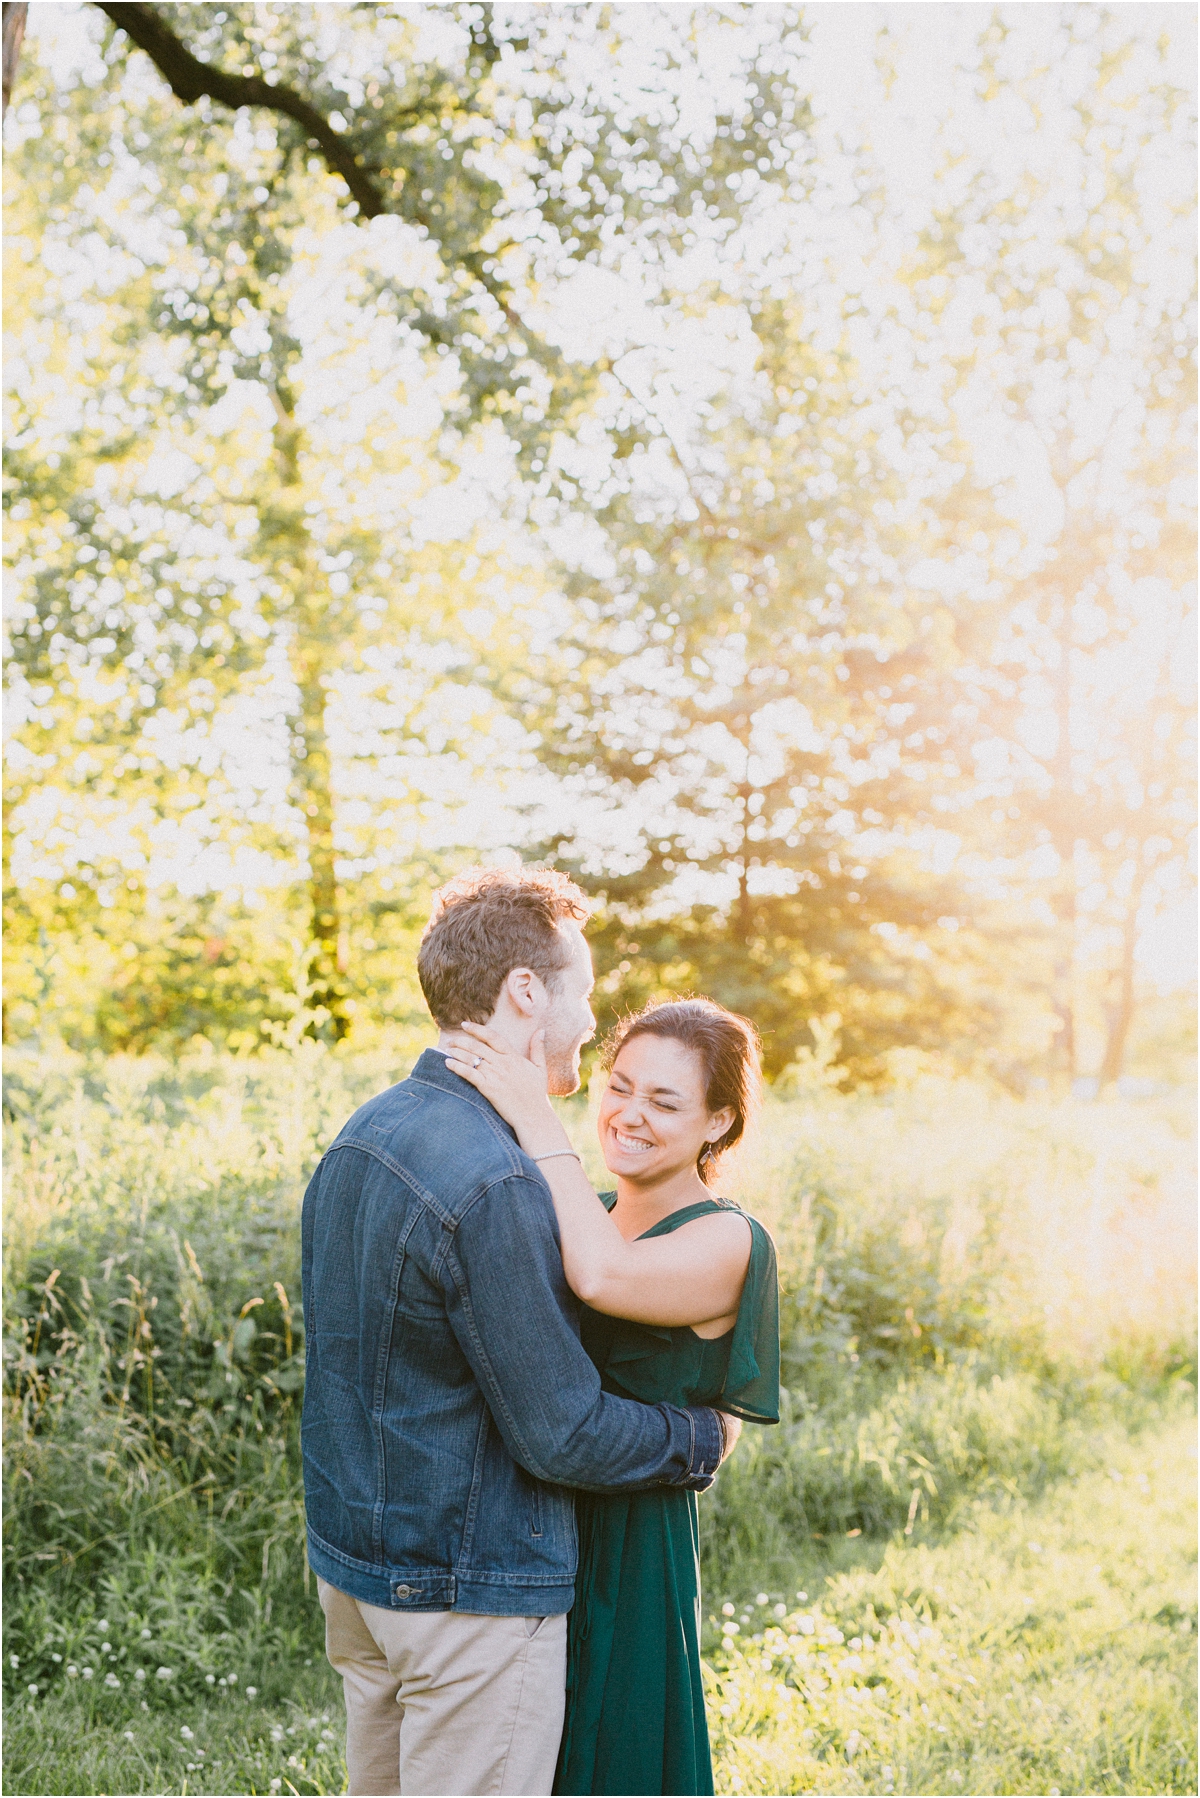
[680,1406,723,1490]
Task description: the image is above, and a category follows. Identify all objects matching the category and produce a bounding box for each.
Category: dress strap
[637,1198,739,1240]
[596,1193,737,1237]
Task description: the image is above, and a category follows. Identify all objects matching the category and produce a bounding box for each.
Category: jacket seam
[319,1138,456,1227]
[442,1240,554,1481]
[371,1209,419,1561]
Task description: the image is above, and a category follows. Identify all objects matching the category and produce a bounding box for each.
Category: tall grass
[3,1043,1195,1794]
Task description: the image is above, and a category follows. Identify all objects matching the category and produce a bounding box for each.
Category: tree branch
[95,1,387,217]
[3,1,27,118]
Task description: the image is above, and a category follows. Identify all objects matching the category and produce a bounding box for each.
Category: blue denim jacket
[301,1050,723,1615]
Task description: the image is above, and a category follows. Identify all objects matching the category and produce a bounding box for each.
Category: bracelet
[531,1149,583,1165]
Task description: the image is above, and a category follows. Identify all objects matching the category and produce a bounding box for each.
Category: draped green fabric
[555,1195,780,1797]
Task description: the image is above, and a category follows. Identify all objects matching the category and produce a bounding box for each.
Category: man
[301,867,739,1797]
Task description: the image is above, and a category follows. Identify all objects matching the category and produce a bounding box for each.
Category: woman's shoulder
[711,1198,773,1238]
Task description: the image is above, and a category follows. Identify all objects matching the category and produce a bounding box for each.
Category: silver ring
[473,1056,482,1069]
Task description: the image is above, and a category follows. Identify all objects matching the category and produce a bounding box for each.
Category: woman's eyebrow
[612,1078,686,1099]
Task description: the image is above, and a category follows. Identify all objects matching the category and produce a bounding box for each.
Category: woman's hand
[717,1412,743,1462]
[443,1022,571,1157]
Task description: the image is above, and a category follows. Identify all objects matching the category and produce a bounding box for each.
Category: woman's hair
[600,998,762,1185]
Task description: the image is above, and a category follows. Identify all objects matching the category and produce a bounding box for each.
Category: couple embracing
[301,866,780,1797]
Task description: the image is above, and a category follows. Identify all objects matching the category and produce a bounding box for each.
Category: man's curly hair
[417,867,589,1028]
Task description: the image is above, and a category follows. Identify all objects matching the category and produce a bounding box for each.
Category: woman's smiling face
[597,1033,734,1183]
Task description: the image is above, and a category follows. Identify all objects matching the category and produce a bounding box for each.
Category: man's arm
[441,1173,726,1492]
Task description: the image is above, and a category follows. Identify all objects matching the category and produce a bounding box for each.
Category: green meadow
[4,1045,1195,1796]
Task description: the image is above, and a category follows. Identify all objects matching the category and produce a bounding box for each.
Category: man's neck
[435,1022,534,1060]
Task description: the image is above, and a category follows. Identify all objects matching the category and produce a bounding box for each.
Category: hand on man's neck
[437,1002,544,1074]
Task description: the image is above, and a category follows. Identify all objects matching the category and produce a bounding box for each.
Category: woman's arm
[442,1027,750,1330]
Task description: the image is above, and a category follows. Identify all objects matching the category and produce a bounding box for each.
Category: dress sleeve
[717,1213,781,1423]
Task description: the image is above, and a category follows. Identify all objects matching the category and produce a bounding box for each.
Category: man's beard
[543,1038,583,1097]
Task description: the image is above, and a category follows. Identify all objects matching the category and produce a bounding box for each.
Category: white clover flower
[105,1673,121,1688]
[320,1729,335,1742]
[140,1629,152,1640]
[755,1593,769,1605]
[719,1702,733,1718]
[269,1781,282,1792]
[101,1642,112,1653]
[181,1726,194,1740]
[246,1686,258,1697]
[133,1669,146,1682]
[123,1731,135,1742]
[226,1672,237,1685]
[51,1654,62,1664]
[721,1602,736,1617]
[798,1616,816,1636]
[205,1674,215,1685]
[97,1620,109,1633]
[722,1621,739,1637]
[9,1656,18,1669]
[773,1603,788,1618]
[82,1667,94,1680]
[156,1667,174,1681]
[66,1666,78,1677]
[27,1683,39,1696]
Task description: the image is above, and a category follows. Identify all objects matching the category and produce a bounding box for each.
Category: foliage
[706,1418,1197,1796]
[4,6,1194,1082]
[3,1048,1194,1793]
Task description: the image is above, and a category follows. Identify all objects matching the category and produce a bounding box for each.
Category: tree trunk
[267,397,349,1040]
[736,780,753,941]
[1049,614,1077,1081]
[1054,870,1077,1083]
[1099,858,1145,1091]
[3,2,27,117]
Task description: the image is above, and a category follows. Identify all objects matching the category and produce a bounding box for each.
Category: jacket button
[395,1585,412,1598]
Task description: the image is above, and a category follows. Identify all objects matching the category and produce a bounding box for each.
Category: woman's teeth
[614,1129,654,1153]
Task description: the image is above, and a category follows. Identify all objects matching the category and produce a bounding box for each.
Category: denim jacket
[301,1050,724,1615]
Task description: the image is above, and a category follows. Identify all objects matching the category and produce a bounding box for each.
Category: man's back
[301,1049,721,1616]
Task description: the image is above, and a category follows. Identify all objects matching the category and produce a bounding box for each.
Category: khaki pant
[318,1578,567,1797]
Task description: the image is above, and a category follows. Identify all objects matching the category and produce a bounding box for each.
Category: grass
[3,1041,1195,1795]
[706,1414,1197,1797]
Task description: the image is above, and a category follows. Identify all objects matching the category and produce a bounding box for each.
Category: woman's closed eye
[608,1082,680,1113]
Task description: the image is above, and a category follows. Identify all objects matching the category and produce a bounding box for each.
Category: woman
[444,997,779,1797]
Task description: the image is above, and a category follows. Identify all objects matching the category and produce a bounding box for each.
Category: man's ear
[502,966,543,1019]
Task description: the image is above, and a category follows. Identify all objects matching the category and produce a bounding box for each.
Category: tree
[6,3,809,1040]
[522,288,995,1079]
[902,10,1198,1086]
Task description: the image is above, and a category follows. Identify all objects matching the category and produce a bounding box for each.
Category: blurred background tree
[4,2,1194,1086]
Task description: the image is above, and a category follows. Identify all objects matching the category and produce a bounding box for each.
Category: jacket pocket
[530,1482,543,1538]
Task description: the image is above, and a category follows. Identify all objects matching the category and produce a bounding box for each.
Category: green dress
[555,1195,780,1797]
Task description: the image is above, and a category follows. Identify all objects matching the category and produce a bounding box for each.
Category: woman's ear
[706,1106,735,1145]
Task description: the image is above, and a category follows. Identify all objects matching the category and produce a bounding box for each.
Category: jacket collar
[408,1047,518,1140]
